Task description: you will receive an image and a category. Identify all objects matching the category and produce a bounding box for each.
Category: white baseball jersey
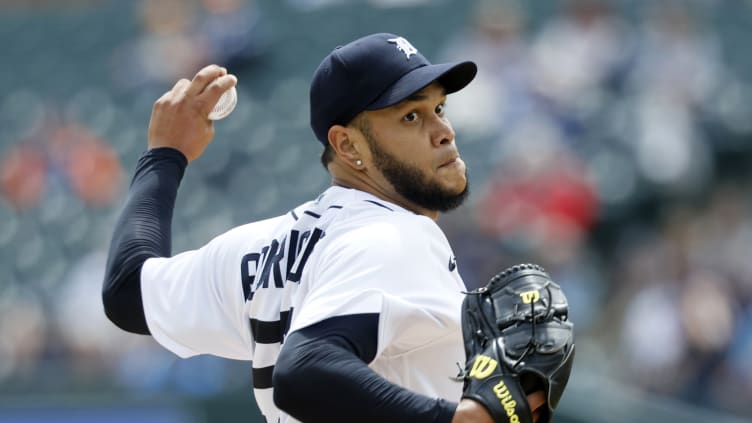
[140,186,467,422]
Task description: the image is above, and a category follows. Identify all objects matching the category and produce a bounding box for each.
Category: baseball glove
[460,263,575,423]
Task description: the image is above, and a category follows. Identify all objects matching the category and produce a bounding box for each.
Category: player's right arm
[102,65,236,334]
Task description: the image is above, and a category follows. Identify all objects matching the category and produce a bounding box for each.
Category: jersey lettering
[241,227,325,301]
[287,228,324,283]
[241,252,261,300]
[258,238,285,290]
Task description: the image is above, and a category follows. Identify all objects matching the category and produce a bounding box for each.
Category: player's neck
[329,168,439,220]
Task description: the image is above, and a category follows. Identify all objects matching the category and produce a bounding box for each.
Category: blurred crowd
[1,0,752,420]
[442,0,752,417]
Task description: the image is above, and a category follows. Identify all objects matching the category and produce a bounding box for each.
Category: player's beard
[360,122,469,212]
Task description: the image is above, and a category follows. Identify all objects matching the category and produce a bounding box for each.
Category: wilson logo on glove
[460,263,575,423]
[519,290,540,304]
[469,355,498,379]
[492,380,521,423]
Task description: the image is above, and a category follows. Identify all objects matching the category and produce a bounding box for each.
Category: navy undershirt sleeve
[273,313,458,423]
[102,147,187,335]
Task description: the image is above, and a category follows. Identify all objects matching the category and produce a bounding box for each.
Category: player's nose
[430,115,455,147]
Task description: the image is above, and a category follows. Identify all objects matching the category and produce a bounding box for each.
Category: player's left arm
[273,314,458,423]
[273,312,545,423]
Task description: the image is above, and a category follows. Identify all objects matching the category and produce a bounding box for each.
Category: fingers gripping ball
[461,264,575,423]
[208,85,237,120]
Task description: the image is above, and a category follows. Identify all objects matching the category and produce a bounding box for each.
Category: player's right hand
[147,64,238,162]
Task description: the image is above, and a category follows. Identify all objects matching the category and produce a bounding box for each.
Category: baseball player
[103,33,550,422]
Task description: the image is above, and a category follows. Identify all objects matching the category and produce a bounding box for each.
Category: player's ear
[327,124,364,170]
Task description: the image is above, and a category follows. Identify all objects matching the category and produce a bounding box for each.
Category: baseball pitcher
[103,33,574,422]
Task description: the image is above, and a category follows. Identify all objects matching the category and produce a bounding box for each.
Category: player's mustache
[438,151,461,167]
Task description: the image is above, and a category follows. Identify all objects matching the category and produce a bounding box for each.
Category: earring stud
[356,160,362,166]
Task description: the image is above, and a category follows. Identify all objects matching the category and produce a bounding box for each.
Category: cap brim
[366,61,477,110]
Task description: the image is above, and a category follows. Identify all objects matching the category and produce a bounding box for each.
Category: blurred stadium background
[1,0,752,421]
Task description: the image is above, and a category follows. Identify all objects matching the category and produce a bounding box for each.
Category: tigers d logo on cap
[388,37,417,59]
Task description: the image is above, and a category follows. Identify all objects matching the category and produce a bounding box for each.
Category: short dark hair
[320,143,334,168]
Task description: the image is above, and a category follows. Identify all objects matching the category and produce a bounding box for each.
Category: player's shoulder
[203,213,291,252]
[322,188,441,250]
[328,187,431,225]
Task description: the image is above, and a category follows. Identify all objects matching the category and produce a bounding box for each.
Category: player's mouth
[439,155,462,169]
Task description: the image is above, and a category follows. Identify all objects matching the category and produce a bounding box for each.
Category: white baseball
[208,85,237,120]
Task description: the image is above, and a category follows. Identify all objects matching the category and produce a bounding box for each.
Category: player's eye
[435,103,446,116]
[403,112,418,122]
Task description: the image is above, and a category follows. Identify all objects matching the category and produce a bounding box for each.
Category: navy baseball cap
[310,33,478,145]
